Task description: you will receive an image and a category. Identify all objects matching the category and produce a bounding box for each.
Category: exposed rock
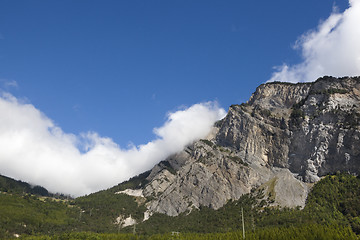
[116,189,144,197]
[115,215,137,228]
[143,210,153,221]
[260,168,311,208]
[132,76,360,216]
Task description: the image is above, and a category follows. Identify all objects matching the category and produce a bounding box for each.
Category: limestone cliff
[125,76,360,217]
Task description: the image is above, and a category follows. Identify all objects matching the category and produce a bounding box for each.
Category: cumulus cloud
[0,92,226,196]
[269,0,360,83]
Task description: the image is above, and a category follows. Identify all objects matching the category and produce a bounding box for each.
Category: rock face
[137,76,360,216]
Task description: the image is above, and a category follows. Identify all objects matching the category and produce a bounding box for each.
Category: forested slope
[1,172,359,239]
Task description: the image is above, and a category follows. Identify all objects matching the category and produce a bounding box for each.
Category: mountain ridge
[1,76,360,239]
[125,76,360,217]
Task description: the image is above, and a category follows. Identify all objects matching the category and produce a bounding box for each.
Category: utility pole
[251,210,255,232]
[133,222,136,235]
[78,209,85,222]
[117,215,123,234]
[241,207,245,239]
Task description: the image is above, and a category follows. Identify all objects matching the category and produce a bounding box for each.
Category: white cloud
[0,92,226,196]
[0,79,18,89]
[269,0,360,83]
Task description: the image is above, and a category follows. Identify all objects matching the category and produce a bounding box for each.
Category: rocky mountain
[121,76,360,217]
[1,76,360,239]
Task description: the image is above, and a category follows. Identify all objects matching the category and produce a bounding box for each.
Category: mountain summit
[123,76,360,217]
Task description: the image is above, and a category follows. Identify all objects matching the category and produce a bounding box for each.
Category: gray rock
[139,76,360,216]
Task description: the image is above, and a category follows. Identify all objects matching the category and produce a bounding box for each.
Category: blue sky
[1,0,360,195]
[0,0,349,146]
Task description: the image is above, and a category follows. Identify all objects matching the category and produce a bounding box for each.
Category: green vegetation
[0,192,78,239]
[16,224,359,240]
[199,139,214,147]
[260,108,272,118]
[290,108,305,119]
[122,172,360,237]
[249,106,273,119]
[0,173,148,238]
[305,173,360,233]
[267,81,310,86]
[228,156,248,166]
[290,108,305,126]
[310,88,349,95]
[74,189,147,232]
[0,174,68,198]
[218,146,230,153]
[1,173,360,239]
[290,99,306,126]
[112,171,150,191]
[292,98,306,110]
[343,110,360,129]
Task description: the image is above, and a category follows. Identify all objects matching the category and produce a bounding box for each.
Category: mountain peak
[129,76,360,217]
